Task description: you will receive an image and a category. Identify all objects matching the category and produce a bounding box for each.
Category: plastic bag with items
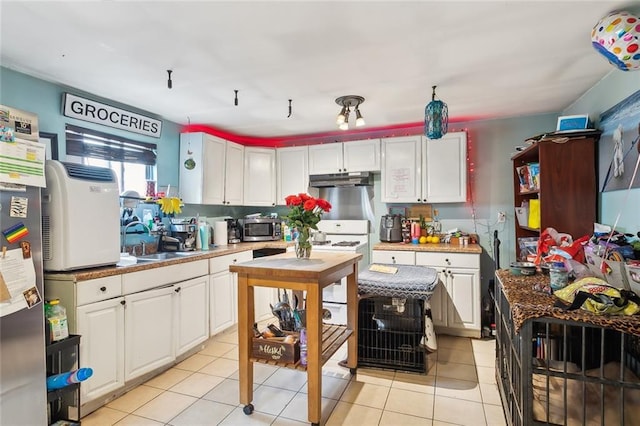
[554,277,640,316]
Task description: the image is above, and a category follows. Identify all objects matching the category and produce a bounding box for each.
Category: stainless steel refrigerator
[0,105,47,425]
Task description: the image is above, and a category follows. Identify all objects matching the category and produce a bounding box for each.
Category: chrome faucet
[122,221,151,254]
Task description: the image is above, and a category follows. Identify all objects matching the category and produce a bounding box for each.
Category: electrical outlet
[498,211,506,223]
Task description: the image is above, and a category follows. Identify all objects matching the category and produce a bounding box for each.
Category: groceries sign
[63,93,162,138]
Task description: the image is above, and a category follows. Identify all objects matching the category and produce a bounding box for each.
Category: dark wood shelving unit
[512,130,600,259]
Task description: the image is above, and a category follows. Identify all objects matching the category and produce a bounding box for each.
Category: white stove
[312,220,370,324]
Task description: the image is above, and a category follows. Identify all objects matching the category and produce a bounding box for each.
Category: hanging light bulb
[355,107,365,127]
[424,85,448,139]
[336,106,348,125]
[339,108,350,130]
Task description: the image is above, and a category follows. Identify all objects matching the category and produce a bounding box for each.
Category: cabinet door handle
[120,300,126,306]
[445,258,450,265]
[100,286,106,292]
[175,287,181,293]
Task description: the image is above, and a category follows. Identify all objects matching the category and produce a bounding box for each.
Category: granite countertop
[373,242,482,254]
[44,241,294,281]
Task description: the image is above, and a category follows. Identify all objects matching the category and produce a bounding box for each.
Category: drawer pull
[120,300,126,306]
[175,287,181,293]
[100,286,107,292]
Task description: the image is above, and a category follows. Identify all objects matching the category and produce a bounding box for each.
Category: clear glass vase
[295,226,312,259]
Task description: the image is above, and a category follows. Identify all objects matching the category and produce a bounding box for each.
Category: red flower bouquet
[283,193,331,258]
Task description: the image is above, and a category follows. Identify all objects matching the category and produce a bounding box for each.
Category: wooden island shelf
[230,252,362,425]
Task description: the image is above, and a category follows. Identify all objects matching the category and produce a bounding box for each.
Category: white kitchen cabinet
[243,147,276,206]
[175,276,209,356]
[371,250,415,265]
[179,132,244,205]
[381,132,467,203]
[308,139,380,174]
[276,146,309,204]
[416,252,480,338]
[179,132,225,204]
[124,285,176,381]
[423,132,467,203]
[209,250,255,335]
[76,296,125,404]
[343,139,381,172]
[225,141,245,205]
[381,136,423,203]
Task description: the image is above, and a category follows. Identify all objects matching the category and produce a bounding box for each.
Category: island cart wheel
[243,404,254,415]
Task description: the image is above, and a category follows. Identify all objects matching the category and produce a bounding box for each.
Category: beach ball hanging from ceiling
[591,10,640,71]
[424,86,448,139]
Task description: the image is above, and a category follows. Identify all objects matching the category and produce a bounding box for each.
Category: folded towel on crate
[359,264,440,353]
[358,264,439,300]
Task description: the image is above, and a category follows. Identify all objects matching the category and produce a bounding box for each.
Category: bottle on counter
[431,209,442,235]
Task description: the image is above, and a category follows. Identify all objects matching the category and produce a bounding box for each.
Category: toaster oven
[241,218,282,241]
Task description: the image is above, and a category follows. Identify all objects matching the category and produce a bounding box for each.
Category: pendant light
[424,86,448,139]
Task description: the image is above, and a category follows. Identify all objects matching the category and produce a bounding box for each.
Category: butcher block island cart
[230,252,362,426]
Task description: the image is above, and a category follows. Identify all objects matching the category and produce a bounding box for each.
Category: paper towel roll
[214,221,228,246]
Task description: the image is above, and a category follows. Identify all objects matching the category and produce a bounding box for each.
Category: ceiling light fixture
[424,85,448,139]
[335,95,365,130]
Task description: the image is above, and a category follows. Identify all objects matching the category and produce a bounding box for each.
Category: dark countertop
[44,241,293,282]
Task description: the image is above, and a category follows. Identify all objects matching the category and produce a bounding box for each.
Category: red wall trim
[181,115,485,148]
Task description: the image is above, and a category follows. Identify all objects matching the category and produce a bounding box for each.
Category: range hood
[309,172,373,188]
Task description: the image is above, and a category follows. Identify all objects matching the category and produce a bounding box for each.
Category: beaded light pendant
[424,86,448,139]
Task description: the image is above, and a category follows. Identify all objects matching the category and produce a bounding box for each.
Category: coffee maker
[226,219,242,244]
[170,218,198,250]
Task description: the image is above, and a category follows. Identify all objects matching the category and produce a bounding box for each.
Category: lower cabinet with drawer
[416,252,481,338]
[45,260,210,415]
[372,249,481,338]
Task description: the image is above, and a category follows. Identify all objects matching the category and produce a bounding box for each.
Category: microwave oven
[241,218,282,241]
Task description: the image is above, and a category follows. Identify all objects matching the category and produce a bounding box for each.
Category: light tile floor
[82,331,506,426]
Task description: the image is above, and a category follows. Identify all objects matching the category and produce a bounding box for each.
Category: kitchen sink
[136,251,200,262]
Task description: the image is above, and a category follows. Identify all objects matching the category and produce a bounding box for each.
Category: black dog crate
[357,296,425,373]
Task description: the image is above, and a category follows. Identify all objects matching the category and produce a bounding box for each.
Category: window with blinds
[65,124,157,194]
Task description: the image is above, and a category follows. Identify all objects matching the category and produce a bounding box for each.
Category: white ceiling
[0,1,634,139]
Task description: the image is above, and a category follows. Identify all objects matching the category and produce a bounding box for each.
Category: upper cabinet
[276,146,309,204]
[381,132,467,203]
[308,139,380,174]
[179,133,244,205]
[243,147,276,206]
[423,132,467,203]
[223,141,244,205]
